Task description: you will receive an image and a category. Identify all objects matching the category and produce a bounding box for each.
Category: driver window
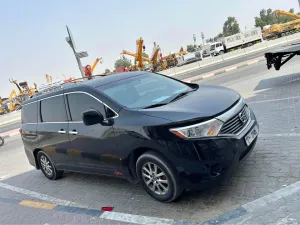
[66,93,106,122]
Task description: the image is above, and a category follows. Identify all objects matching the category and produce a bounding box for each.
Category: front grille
[220,106,249,135]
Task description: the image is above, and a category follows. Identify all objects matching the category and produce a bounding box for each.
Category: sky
[0,0,299,97]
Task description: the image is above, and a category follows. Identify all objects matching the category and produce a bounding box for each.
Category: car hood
[139,85,240,122]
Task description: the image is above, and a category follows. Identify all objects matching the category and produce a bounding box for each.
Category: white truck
[210,28,263,56]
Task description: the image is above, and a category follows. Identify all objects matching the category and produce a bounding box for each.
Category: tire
[136,151,183,202]
[286,32,290,36]
[0,137,4,147]
[37,151,63,180]
[247,43,253,47]
[219,51,224,55]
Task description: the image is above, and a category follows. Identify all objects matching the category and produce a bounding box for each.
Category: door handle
[58,130,66,134]
[69,130,78,135]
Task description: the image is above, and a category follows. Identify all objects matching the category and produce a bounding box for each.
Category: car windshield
[99,73,193,109]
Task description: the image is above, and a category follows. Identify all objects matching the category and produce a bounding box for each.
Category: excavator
[263,10,300,40]
[5,79,38,112]
[6,90,22,112]
[9,79,37,98]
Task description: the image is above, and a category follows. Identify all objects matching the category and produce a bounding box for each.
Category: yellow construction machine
[0,97,8,115]
[6,79,38,112]
[7,90,22,112]
[91,57,103,74]
[121,37,150,71]
[263,10,300,40]
[149,42,167,72]
[161,49,187,68]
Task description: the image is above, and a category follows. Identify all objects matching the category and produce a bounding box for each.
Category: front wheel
[219,51,224,55]
[0,137,4,147]
[136,151,183,202]
[37,151,63,180]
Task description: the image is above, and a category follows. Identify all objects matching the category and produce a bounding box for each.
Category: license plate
[245,126,258,146]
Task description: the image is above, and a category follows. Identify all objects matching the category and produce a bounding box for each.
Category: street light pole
[193,34,196,47]
[65,26,88,78]
[67,38,85,78]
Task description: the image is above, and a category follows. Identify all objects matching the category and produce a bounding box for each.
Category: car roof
[22,71,147,105]
[85,71,147,88]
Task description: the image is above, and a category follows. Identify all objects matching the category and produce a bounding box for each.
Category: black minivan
[21,71,258,202]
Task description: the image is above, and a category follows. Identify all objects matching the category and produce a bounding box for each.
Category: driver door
[64,92,117,175]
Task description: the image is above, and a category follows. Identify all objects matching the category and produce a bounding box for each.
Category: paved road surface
[1,59,300,224]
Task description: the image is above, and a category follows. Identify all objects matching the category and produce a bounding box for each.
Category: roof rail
[31,74,107,98]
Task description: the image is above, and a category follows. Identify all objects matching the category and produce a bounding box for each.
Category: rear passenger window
[22,102,38,123]
[67,93,106,121]
[40,96,67,122]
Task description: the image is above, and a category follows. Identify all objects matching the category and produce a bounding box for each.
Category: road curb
[182,56,265,83]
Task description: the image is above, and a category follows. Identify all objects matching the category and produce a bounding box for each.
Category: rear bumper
[24,147,38,168]
[168,109,258,190]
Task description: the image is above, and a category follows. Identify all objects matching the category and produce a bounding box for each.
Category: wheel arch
[33,148,42,169]
[127,147,175,182]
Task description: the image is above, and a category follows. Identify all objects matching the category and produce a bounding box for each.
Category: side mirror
[82,109,104,126]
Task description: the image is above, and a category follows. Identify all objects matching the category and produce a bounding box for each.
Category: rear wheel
[37,151,63,180]
[136,151,183,202]
[0,137,4,147]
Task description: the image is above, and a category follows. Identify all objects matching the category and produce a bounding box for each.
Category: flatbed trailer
[265,43,300,70]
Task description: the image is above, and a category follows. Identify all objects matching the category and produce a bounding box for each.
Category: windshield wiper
[143,103,168,109]
[169,90,194,103]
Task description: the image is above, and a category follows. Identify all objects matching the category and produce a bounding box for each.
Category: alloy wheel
[141,162,169,195]
[40,155,53,176]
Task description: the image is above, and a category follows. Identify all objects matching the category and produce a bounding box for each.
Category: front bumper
[168,107,258,190]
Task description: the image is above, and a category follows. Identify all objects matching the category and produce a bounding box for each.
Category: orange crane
[121,50,150,62]
[274,10,300,19]
[121,37,149,71]
[91,57,103,74]
[263,10,300,39]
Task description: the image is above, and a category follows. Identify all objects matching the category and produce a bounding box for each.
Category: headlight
[170,119,223,139]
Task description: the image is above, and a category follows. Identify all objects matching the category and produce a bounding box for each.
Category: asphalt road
[173,39,300,81]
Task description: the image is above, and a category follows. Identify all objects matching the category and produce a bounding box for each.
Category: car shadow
[253,72,300,92]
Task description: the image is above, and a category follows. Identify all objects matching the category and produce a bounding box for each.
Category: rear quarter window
[22,102,38,124]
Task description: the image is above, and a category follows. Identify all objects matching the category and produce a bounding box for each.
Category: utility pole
[193,34,196,47]
[299,0,300,10]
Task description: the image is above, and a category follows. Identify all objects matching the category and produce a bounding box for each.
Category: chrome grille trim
[216,98,251,136]
[220,106,249,135]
